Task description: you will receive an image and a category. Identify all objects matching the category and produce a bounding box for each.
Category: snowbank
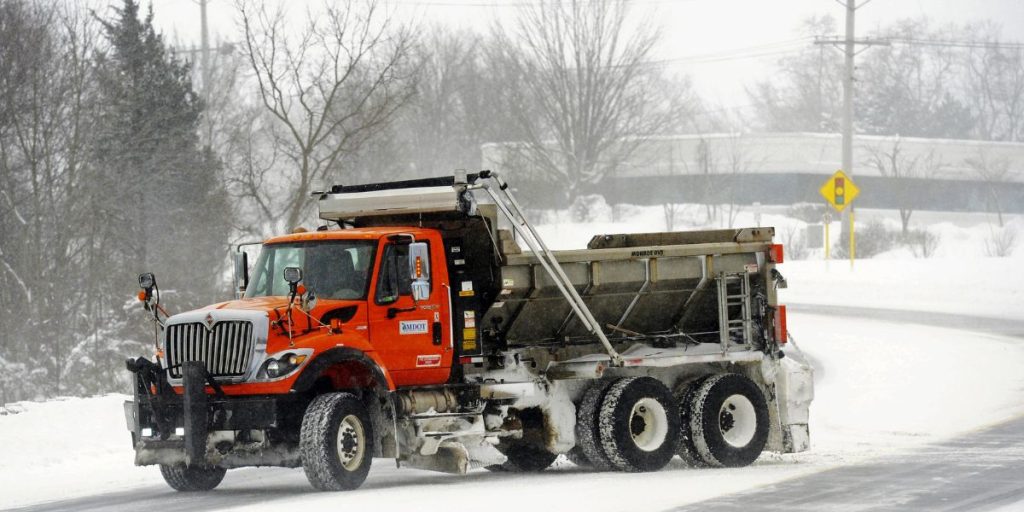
[0,395,163,508]
[795,313,1024,463]
[782,257,1024,322]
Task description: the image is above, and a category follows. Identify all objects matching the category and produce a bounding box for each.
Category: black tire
[675,377,709,468]
[486,408,557,472]
[574,380,616,471]
[598,377,681,472]
[688,373,770,468]
[300,392,374,491]
[159,464,226,492]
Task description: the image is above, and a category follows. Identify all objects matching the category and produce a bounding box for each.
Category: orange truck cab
[124,172,814,493]
[232,226,458,392]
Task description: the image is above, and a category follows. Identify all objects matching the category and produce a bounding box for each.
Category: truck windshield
[245,240,377,300]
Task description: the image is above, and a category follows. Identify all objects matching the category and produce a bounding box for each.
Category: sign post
[819,170,860,268]
[823,210,832,262]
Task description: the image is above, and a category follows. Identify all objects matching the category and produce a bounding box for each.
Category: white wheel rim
[719,394,757,448]
[629,398,669,452]
[336,414,366,471]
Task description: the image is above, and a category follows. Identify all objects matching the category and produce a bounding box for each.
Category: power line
[666,37,813,61]
[642,37,813,67]
[652,48,805,66]
[888,38,1024,50]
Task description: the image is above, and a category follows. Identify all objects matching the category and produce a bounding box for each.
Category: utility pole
[841,0,854,179]
[198,0,211,101]
[814,0,888,265]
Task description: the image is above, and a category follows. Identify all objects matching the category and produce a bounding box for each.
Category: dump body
[484,228,776,349]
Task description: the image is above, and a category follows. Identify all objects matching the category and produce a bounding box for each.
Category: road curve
[670,414,1024,512]
[671,305,1024,512]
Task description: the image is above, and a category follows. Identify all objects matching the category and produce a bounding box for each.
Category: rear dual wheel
[572,380,616,470]
[678,373,769,468]
[574,377,681,472]
[598,377,681,472]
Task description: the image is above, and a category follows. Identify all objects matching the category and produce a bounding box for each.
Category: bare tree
[661,144,684,231]
[237,0,416,231]
[0,1,101,397]
[748,15,844,132]
[965,148,1012,227]
[720,134,757,228]
[984,224,1017,257]
[344,27,496,183]
[674,133,753,228]
[192,38,282,239]
[692,137,718,224]
[492,0,683,206]
[403,28,481,174]
[858,18,972,138]
[865,137,941,235]
[963,23,1024,142]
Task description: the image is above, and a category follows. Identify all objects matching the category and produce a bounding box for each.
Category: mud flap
[182,361,209,466]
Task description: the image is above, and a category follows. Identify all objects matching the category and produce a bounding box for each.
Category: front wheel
[300,392,374,491]
[159,464,226,492]
[687,373,769,468]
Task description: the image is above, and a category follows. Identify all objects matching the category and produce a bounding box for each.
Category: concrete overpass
[481,132,1024,212]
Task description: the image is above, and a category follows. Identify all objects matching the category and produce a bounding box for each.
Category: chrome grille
[165,321,255,379]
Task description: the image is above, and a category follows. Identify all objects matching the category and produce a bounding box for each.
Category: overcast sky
[144,0,1024,109]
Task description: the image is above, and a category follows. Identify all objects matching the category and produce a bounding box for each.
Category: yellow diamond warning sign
[819,170,859,212]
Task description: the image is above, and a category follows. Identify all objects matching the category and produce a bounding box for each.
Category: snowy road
[5,305,1024,512]
[672,305,1024,512]
[675,415,1024,511]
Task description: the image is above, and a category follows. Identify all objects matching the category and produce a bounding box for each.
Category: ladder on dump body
[468,171,623,366]
[717,272,753,350]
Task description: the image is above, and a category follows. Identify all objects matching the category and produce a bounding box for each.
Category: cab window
[245,241,376,299]
[375,243,412,304]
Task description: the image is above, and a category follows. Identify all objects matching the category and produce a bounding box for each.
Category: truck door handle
[432,321,442,345]
[387,306,416,319]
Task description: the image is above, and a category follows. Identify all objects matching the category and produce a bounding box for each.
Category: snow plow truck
[124,171,814,491]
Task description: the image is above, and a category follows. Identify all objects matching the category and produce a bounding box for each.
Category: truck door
[368,237,452,386]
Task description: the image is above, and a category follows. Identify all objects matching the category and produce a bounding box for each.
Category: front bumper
[125,358,303,468]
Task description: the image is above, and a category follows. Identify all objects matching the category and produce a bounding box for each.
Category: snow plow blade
[182,361,210,466]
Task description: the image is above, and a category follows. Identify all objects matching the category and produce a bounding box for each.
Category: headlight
[259,351,311,380]
[266,359,282,377]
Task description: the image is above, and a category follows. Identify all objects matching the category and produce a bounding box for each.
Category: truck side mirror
[408,242,430,301]
[233,251,249,297]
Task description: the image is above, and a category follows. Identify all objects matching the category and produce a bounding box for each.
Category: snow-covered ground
[3,309,1022,511]
[2,205,1023,510]
[783,257,1024,322]
[0,395,161,508]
